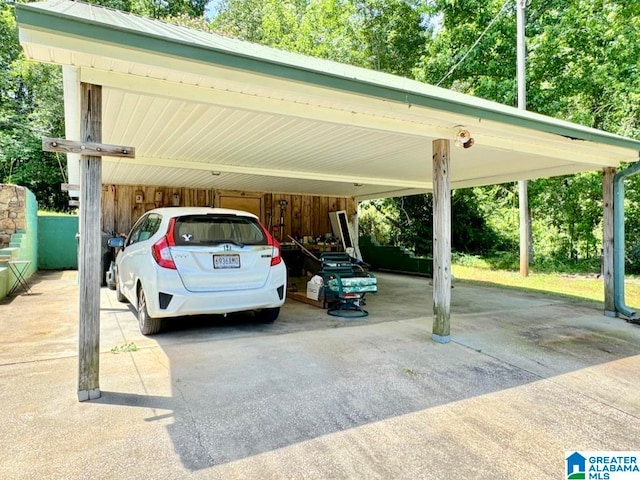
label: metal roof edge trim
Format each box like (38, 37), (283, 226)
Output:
(16, 1), (640, 153)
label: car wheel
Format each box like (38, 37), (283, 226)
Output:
(101, 252), (110, 287)
(106, 261), (116, 291)
(257, 307), (279, 323)
(137, 287), (161, 335)
(115, 275), (128, 303)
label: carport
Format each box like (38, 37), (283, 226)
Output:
(16, 0), (640, 401)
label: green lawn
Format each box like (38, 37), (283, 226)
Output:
(451, 263), (640, 310)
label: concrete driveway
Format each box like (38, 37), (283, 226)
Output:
(1, 271), (639, 479)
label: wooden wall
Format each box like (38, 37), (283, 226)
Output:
(266, 193), (355, 242)
(101, 184), (356, 240)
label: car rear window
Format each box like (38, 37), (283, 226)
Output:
(172, 214), (268, 246)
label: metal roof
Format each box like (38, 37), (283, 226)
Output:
(16, 0), (640, 200)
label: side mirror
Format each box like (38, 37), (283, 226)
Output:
(108, 236), (125, 249)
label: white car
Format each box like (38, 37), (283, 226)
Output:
(108, 207), (287, 335)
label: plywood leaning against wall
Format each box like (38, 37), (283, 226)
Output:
(101, 185), (356, 240)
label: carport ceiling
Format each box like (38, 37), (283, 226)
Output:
(16, 0), (640, 200)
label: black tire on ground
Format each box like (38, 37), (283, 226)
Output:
(106, 261), (117, 290)
(115, 274), (128, 303)
(257, 307), (280, 323)
(137, 287), (161, 335)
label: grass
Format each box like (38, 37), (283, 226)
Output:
(451, 255), (640, 309)
(110, 342), (138, 354)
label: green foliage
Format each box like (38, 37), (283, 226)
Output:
(526, 0), (640, 136)
(212, 0), (426, 72)
(86, 0), (207, 18)
(360, 190), (513, 257)
(358, 201), (394, 245)
(529, 173), (603, 261)
(414, 0), (517, 103)
(0, 3), (68, 211)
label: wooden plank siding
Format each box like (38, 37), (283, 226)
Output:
(101, 185), (356, 240)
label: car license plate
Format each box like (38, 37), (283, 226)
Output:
(213, 254), (240, 269)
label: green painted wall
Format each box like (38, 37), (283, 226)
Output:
(0, 267), (8, 298)
(359, 236), (433, 277)
(38, 214), (78, 270)
(21, 189), (39, 277)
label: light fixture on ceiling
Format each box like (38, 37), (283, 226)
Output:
(211, 171), (221, 176)
(454, 128), (475, 149)
(353, 183), (363, 187)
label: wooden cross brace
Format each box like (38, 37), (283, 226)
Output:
(42, 138), (135, 158)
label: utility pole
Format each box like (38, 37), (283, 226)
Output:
(517, 0), (531, 277)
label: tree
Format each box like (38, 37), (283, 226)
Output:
(414, 0), (517, 103)
(1, 2), (68, 211)
(212, 0), (427, 72)
(362, 190), (512, 257)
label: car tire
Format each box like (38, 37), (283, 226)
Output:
(106, 261), (117, 291)
(138, 287), (161, 335)
(115, 275), (128, 303)
(257, 307), (279, 323)
(101, 252), (110, 287)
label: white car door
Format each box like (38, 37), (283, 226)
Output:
(117, 213), (160, 301)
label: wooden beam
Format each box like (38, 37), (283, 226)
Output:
(432, 139), (451, 343)
(68, 200), (80, 207)
(77, 83), (102, 402)
(43, 138), (135, 158)
(603, 167), (615, 316)
(61, 183), (80, 191)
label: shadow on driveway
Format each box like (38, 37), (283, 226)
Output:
(97, 273), (640, 471)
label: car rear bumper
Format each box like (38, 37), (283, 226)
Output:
(145, 265), (287, 318)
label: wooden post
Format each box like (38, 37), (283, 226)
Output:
(603, 167), (615, 316)
(432, 139), (451, 343)
(43, 95), (134, 402)
(78, 83), (102, 401)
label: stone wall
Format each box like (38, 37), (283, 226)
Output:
(0, 185), (27, 249)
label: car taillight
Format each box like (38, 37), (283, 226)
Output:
(270, 239), (282, 266)
(152, 235), (176, 269)
(261, 224), (282, 266)
(166, 218), (176, 246)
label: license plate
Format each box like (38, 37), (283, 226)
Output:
(213, 254), (240, 269)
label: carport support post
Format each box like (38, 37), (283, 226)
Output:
(603, 167), (615, 315)
(78, 83), (102, 401)
(432, 139), (451, 343)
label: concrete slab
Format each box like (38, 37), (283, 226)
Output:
(1, 271), (639, 479)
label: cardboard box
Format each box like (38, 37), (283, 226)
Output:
(306, 282), (324, 301)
